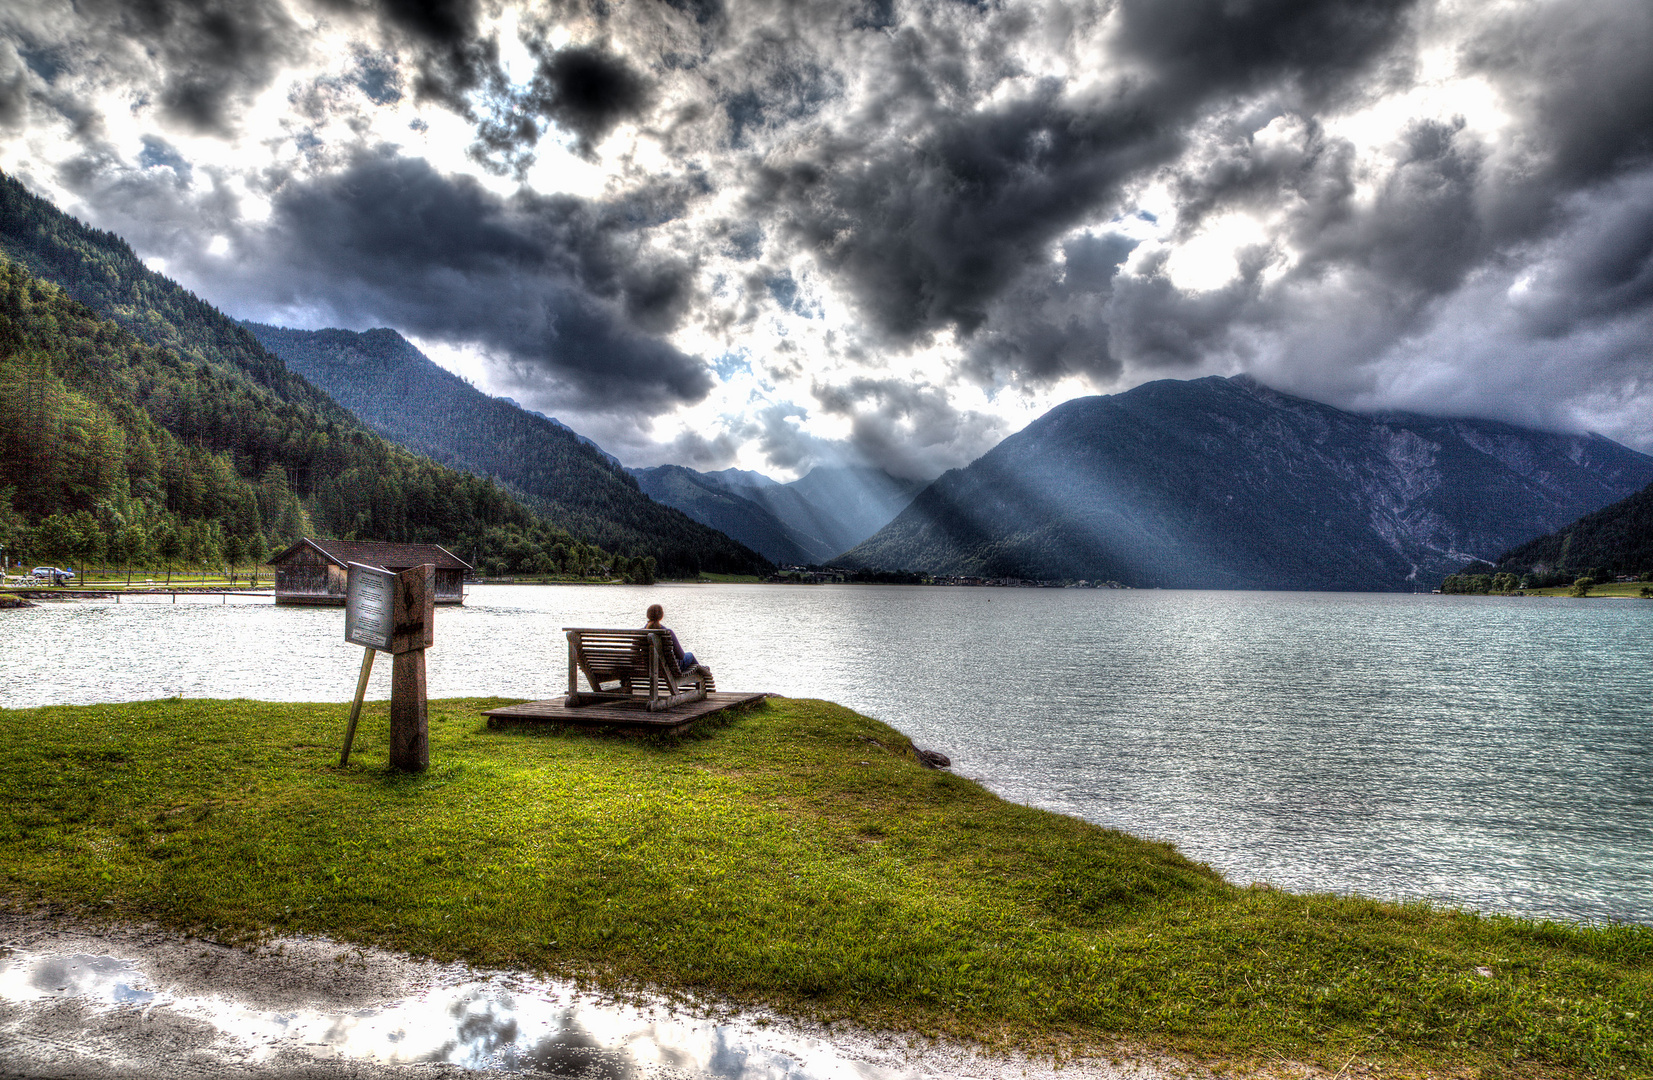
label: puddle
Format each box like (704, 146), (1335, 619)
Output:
(0, 952), (156, 1005)
(0, 948), (903, 1078)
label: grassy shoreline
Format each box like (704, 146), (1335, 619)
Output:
(0, 696), (1648, 1077)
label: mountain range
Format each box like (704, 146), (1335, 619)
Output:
(842, 375), (1653, 590)
(243, 323), (768, 576)
(628, 464), (926, 564)
(7, 170), (1646, 592)
(0, 171), (547, 567)
(246, 316), (925, 569)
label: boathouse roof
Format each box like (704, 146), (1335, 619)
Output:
(268, 538), (472, 572)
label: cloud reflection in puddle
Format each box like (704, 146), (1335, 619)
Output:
(0, 953), (156, 1005)
(0, 950), (902, 1078)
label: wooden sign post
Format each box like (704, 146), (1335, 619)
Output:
(338, 561), (434, 772)
(388, 563), (435, 772)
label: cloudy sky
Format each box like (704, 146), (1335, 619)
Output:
(2, 0), (1650, 477)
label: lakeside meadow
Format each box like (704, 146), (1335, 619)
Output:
(0, 694), (1650, 1078)
(7, 584), (1652, 926)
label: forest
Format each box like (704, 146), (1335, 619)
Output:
(0, 257), (629, 580)
(0, 170), (767, 579)
(1478, 480), (1653, 583)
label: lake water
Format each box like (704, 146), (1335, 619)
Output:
(3, 584), (1650, 926)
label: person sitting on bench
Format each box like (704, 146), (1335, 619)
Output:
(645, 603), (711, 681)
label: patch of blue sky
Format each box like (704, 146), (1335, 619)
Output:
(18, 44), (66, 83)
(712, 351), (752, 380)
(354, 50), (402, 105)
(138, 136), (191, 181)
(766, 272), (824, 319)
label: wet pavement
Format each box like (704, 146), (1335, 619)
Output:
(0, 912), (1171, 1080)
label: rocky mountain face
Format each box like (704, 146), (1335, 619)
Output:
(768, 467), (928, 554)
(841, 375), (1653, 590)
(630, 464), (927, 565)
(628, 465), (832, 565)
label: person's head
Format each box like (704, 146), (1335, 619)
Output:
(645, 603), (664, 625)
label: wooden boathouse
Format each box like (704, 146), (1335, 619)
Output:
(269, 539), (471, 606)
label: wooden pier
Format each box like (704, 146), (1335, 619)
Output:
(483, 691), (768, 732)
(5, 589), (273, 602)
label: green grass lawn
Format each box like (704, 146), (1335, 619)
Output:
(1517, 582), (1653, 598)
(0, 696), (1648, 1077)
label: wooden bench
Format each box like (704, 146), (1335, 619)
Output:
(563, 628), (712, 711)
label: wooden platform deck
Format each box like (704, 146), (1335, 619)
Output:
(483, 691), (768, 731)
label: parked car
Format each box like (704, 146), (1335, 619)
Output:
(30, 566), (75, 581)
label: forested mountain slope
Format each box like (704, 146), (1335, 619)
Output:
(0, 172), (333, 413)
(245, 323), (769, 576)
(0, 170), (763, 577)
(1485, 480), (1653, 580)
(0, 256), (538, 571)
(842, 375), (1653, 590)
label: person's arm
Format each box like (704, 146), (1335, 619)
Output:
(667, 629), (688, 670)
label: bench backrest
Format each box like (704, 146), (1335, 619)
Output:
(563, 627), (684, 694)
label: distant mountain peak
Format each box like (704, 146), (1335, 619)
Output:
(630, 461), (930, 565)
(841, 375), (1653, 590)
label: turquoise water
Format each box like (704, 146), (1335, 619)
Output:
(4, 584), (1649, 924)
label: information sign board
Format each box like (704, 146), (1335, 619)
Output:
(344, 561), (396, 651)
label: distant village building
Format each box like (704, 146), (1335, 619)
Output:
(269, 539), (471, 606)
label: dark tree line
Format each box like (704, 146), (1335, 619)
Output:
(1473, 480), (1653, 583)
(0, 260), (649, 578)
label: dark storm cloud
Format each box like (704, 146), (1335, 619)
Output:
(11, 0), (1653, 466)
(1106, 254), (1266, 368)
(1464, 1), (1653, 215)
(1149, 110), (1490, 366)
(326, 0), (499, 115)
(59, 142), (711, 412)
(811, 376), (1009, 480)
(752, 0), (1415, 358)
(473, 43), (650, 172)
(1125, 0), (1653, 420)
(1513, 175), (1653, 339)
(750, 86), (1174, 342)
(962, 230), (1137, 386)
(68, 0), (300, 134)
(536, 45), (650, 152)
(0, 42), (26, 130)
(252, 148), (710, 408)
(1111, 0), (1414, 109)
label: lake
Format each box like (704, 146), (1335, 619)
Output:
(4, 584), (1649, 926)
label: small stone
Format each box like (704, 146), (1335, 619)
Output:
(914, 748), (951, 769)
